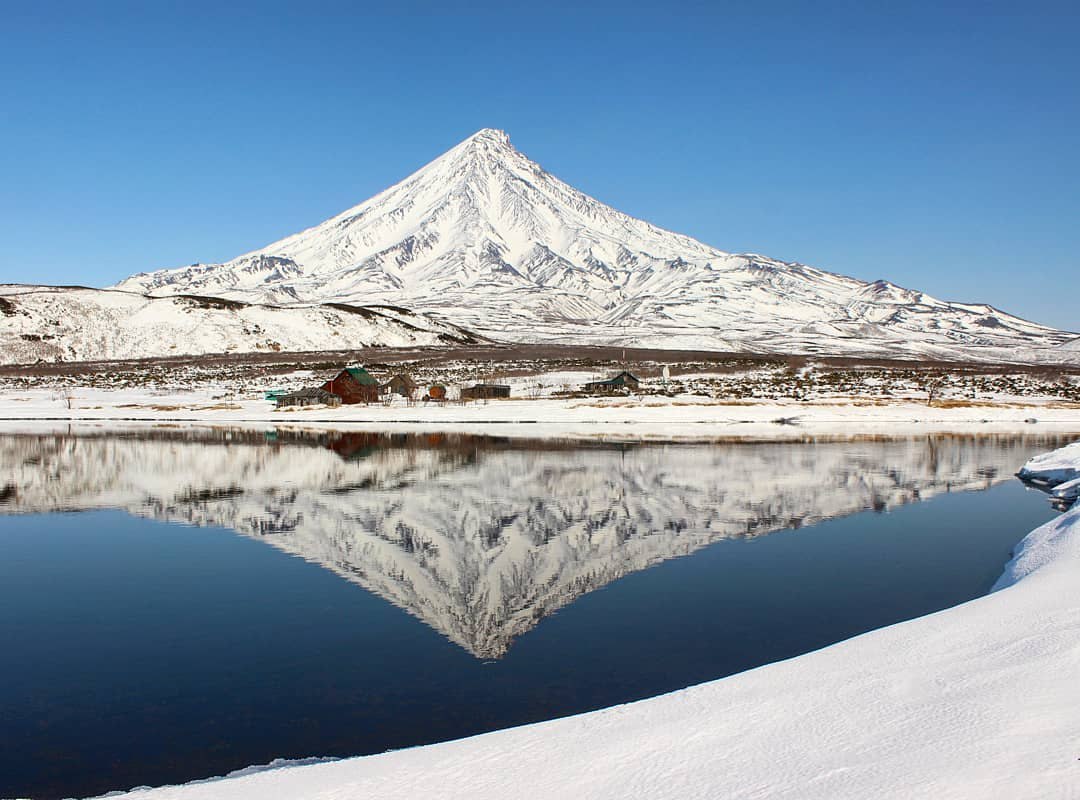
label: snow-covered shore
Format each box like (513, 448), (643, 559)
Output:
(95, 442), (1080, 800)
(2, 387), (1080, 442)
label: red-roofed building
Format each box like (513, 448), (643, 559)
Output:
(322, 367), (380, 404)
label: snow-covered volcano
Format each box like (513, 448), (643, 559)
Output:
(115, 129), (1077, 362)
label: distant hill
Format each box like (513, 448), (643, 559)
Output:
(0, 285), (479, 364)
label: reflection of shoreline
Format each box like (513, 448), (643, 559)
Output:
(0, 431), (1071, 659)
(0, 423), (1075, 451)
(4, 414), (1080, 449)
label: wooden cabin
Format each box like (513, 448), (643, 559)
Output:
(461, 383), (511, 400)
(583, 371), (641, 393)
(382, 374), (418, 398)
(275, 388), (342, 408)
(322, 367), (380, 404)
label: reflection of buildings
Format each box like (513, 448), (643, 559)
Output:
(0, 430), (1068, 659)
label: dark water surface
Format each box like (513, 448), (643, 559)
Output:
(0, 429), (1069, 799)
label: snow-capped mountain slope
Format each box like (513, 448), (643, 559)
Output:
(0, 429), (1063, 658)
(0, 285), (479, 364)
(115, 129), (1077, 363)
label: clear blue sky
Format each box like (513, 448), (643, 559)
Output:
(1, 0), (1077, 329)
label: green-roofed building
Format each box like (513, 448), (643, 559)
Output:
(583, 371), (641, 393)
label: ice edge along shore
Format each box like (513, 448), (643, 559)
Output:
(87, 440), (1080, 800)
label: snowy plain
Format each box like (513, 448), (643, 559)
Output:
(90, 439), (1080, 799)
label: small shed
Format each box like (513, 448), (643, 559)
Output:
(382, 374), (418, 398)
(322, 366), (380, 404)
(461, 383), (511, 400)
(276, 388), (342, 408)
(583, 371), (641, 393)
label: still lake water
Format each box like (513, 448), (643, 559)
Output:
(0, 429), (1070, 799)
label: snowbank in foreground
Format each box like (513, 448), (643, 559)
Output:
(103, 443), (1080, 800)
(1017, 440), (1080, 485)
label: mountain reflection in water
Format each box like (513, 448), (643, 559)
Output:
(0, 429), (1070, 659)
